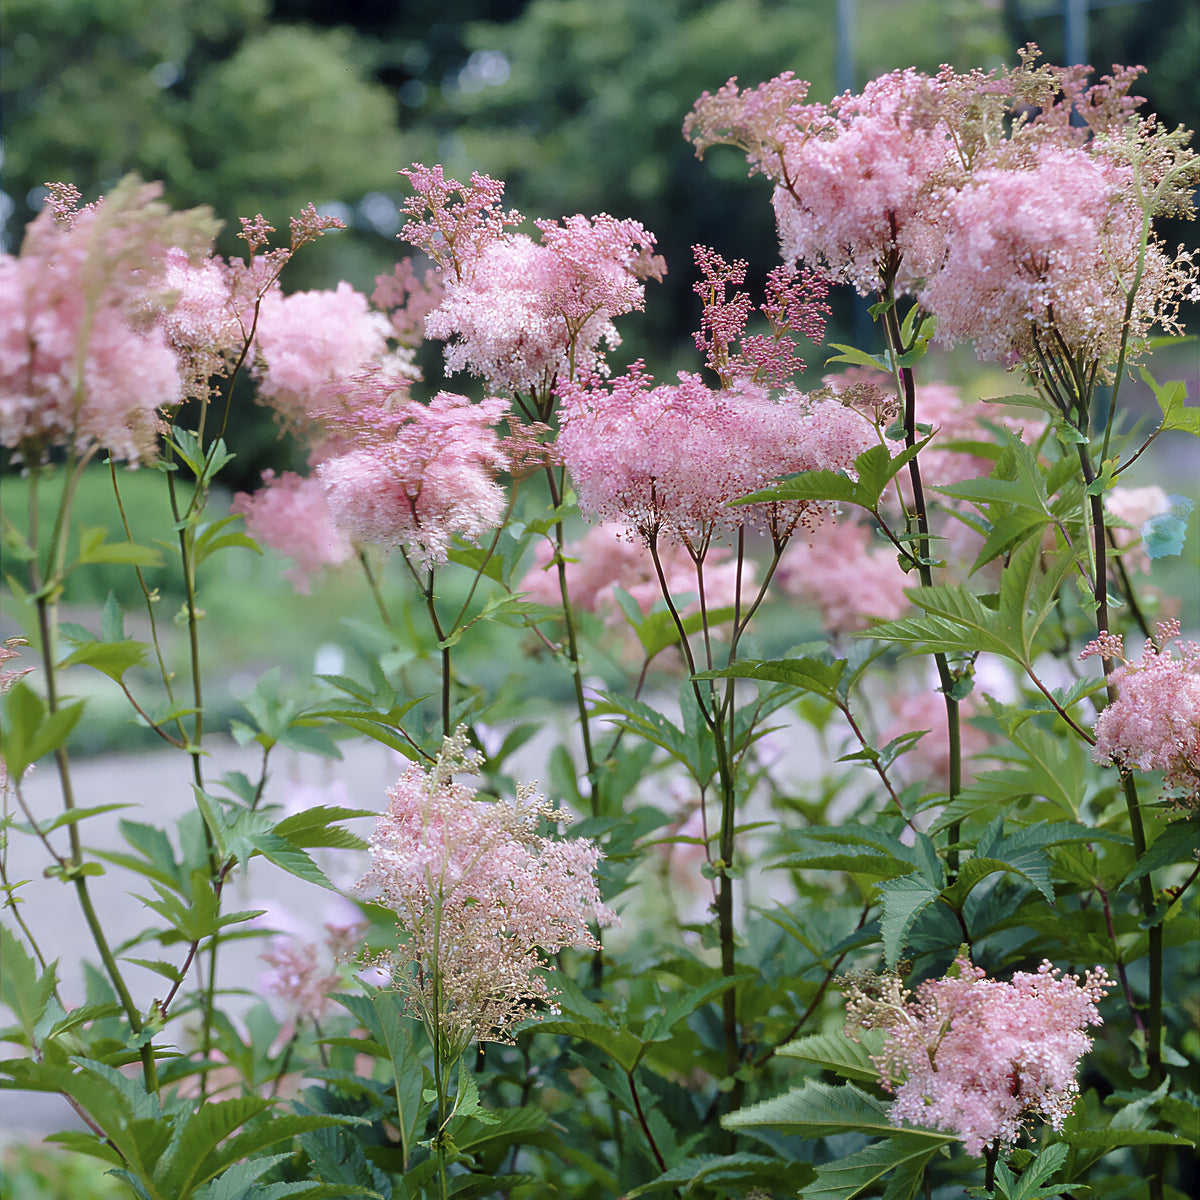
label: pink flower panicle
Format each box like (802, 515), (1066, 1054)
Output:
(1, 176), (219, 464)
(423, 209), (664, 398)
(1085, 620), (1200, 806)
(289, 203), (346, 250)
(845, 958), (1111, 1156)
(318, 393), (510, 565)
(372, 258), (446, 348)
(399, 164), (521, 280)
(232, 470), (353, 594)
(692, 247), (828, 388)
(356, 729), (616, 1051)
(687, 51), (1198, 366)
(238, 214), (275, 254)
(557, 364), (874, 548)
(251, 281), (394, 431)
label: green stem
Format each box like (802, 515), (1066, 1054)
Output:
(27, 463), (159, 1094)
(542, 463), (600, 817)
(879, 290), (961, 872)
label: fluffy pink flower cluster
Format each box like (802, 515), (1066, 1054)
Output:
(920, 145), (1173, 367)
(356, 730), (616, 1050)
(0, 178), (219, 463)
(775, 517), (909, 635)
(232, 471), (353, 593)
(845, 958), (1111, 1156)
(687, 54), (1198, 369)
(402, 166), (664, 398)
(557, 364), (874, 547)
(318, 393), (510, 566)
(517, 522), (753, 623)
(252, 280), (399, 430)
(1083, 620), (1200, 806)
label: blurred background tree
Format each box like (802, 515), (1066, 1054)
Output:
(2, 0), (1195, 480)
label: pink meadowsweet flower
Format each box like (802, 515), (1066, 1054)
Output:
(1, 178), (218, 464)
(318, 393), (510, 565)
(919, 144), (1183, 369)
(557, 364), (873, 548)
(356, 730), (616, 1051)
(372, 257), (446, 348)
(232, 470), (353, 594)
(259, 935), (342, 1038)
(879, 687), (991, 793)
(845, 957), (1111, 1156)
(399, 164), (521, 280)
(424, 213), (664, 398)
(775, 516), (909, 635)
(252, 281), (393, 430)
(770, 68), (962, 293)
(692, 245), (829, 388)
(160, 247), (243, 400)
(1084, 620), (1200, 807)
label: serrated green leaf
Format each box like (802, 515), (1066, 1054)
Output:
(800, 1135), (951, 1200)
(0, 680), (85, 780)
(373, 990), (428, 1171)
(724, 1079), (933, 1139)
(877, 873), (941, 965)
(777, 1028), (885, 1084)
(0, 925), (58, 1045)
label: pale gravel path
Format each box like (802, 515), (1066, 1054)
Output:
(1, 737), (401, 1148)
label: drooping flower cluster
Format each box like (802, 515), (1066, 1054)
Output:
(317, 393), (510, 566)
(845, 958), (1111, 1156)
(401, 166), (664, 399)
(356, 730), (616, 1051)
(1082, 620), (1200, 807)
(0, 178), (219, 463)
(557, 364), (874, 548)
(686, 51), (1198, 372)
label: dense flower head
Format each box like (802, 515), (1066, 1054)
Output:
(160, 248), (244, 400)
(252, 281), (394, 430)
(423, 210), (664, 398)
(356, 730), (616, 1051)
(557, 364), (874, 547)
(687, 51), (1199, 368)
(318, 393), (510, 565)
(1083, 620), (1200, 806)
(845, 957), (1111, 1156)
(919, 145), (1182, 368)
(232, 470), (353, 594)
(775, 516), (909, 635)
(771, 69), (966, 293)
(0, 177), (219, 463)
